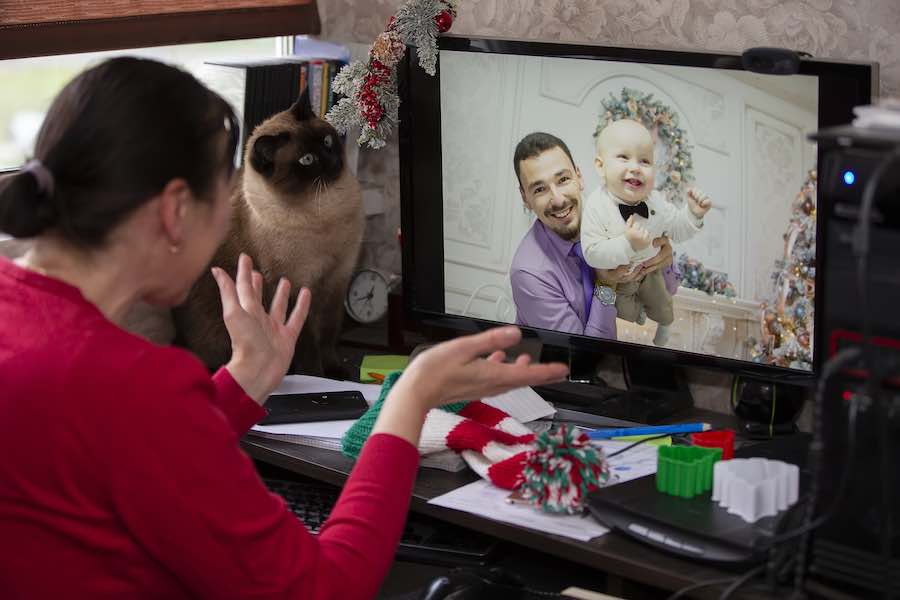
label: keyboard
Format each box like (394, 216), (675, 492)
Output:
(264, 477), (497, 566)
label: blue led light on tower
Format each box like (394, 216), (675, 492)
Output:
(843, 170), (856, 185)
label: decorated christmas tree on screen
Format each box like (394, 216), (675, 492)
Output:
(751, 170), (816, 370)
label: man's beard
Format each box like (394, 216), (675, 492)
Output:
(556, 223), (579, 241)
(544, 199), (579, 241)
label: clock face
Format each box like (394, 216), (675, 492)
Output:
(345, 269), (389, 324)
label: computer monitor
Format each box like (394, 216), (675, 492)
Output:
(398, 36), (875, 401)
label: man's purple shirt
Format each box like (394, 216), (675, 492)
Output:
(509, 221), (679, 338)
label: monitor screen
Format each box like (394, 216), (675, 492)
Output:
(399, 37), (875, 380)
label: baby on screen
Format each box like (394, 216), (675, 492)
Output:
(580, 119), (712, 346)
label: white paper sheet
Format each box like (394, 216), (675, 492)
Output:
(428, 480), (610, 542)
(251, 420), (356, 438)
(596, 439), (660, 486)
(427, 438), (661, 542)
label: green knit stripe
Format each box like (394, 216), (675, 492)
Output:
(440, 401), (468, 414)
(341, 370), (402, 459)
(340, 370), (471, 459)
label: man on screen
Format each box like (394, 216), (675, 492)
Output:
(510, 132), (676, 339)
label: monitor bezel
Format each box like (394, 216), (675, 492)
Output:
(399, 34), (876, 384)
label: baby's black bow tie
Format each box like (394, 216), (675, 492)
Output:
(618, 201), (650, 221)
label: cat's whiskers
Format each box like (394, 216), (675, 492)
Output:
(313, 176), (330, 219)
(319, 177), (330, 217)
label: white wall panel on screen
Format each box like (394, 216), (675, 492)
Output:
(441, 51), (523, 322)
(743, 108), (810, 304)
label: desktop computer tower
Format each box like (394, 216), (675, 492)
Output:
(808, 126), (900, 597)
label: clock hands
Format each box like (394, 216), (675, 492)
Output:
(351, 286), (377, 303)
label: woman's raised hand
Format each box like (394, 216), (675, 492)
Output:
(392, 326), (568, 410)
(212, 253), (311, 404)
(370, 326), (568, 446)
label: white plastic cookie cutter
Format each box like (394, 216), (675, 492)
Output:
(712, 458), (799, 523)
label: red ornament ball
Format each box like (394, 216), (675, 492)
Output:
(435, 10), (453, 33)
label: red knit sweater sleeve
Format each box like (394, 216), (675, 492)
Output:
(98, 348), (419, 599)
(210, 366), (266, 435)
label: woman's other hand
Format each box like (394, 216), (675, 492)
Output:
(372, 326), (568, 446)
(213, 253), (311, 404)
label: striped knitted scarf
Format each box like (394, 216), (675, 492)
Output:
(342, 371), (609, 514)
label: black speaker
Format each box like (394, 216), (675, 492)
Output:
(804, 125), (900, 597)
(812, 126), (900, 355)
(730, 376), (805, 438)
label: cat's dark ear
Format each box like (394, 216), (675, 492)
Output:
(290, 89), (315, 122)
(250, 134), (285, 177)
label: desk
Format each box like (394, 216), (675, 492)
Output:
(242, 408), (775, 599)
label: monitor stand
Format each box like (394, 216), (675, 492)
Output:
(533, 345), (694, 425)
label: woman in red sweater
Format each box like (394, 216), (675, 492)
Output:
(0, 58), (567, 599)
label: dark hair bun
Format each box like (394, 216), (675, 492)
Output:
(0, 171), (57, 238)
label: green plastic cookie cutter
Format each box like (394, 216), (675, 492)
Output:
(656, 445), (722, 498)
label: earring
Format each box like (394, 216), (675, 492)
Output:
(169, 244), (180, 254)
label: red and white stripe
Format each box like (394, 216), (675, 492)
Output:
(416, 400), (537, 489)
(449, 402), (535, 489)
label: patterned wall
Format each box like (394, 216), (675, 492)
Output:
(321, 1), (899, 94)
(321, 0), (898, 415)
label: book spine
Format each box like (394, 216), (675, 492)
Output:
(319, 61), (330, 117)
(309, 61), (323, 118)
(326, 60), (342, 112)
(299, 62), (308, 99)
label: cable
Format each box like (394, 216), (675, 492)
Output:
(769, 383), (777, 438)
(765, 347), (861, 594)
(764, 379), (859, 548)
(719, 565), (766, 600)
(868, 357), (900, 600)
(605, 433), (673, 458)
(665, 576), (736, 600)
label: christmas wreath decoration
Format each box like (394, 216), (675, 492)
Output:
(326, 0), (458, 149)
(596, 87), (694, 202)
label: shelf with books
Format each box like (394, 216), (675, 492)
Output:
(0, 0), (321, 60)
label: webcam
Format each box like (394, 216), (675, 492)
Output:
(741, 47), (806, 75)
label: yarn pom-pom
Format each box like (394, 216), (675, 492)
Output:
(518, 425), (609, 514)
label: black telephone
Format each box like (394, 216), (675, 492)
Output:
(258, 391), (369, 425)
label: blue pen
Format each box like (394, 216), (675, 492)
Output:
(586, 422), (711, 440)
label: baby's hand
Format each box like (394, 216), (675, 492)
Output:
(624, 215), (652, 252)
(687, 187), (712, 218)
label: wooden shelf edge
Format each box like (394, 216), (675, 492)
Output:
(0, 4), (321, 60)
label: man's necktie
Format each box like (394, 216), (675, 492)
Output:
(618, 201), (650, 221)
(572, 241), (595, 322)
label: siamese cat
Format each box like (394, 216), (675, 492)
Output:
(174, 91), (364, 377)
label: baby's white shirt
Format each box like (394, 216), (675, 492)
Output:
(581, 186), (703, 270)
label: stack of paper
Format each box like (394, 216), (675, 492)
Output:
(427, 438), (660, 542)
(246, 376), (557, 472)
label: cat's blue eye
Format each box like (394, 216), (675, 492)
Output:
(324, 135), (333, 148)
(299, 153), (315, 166)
